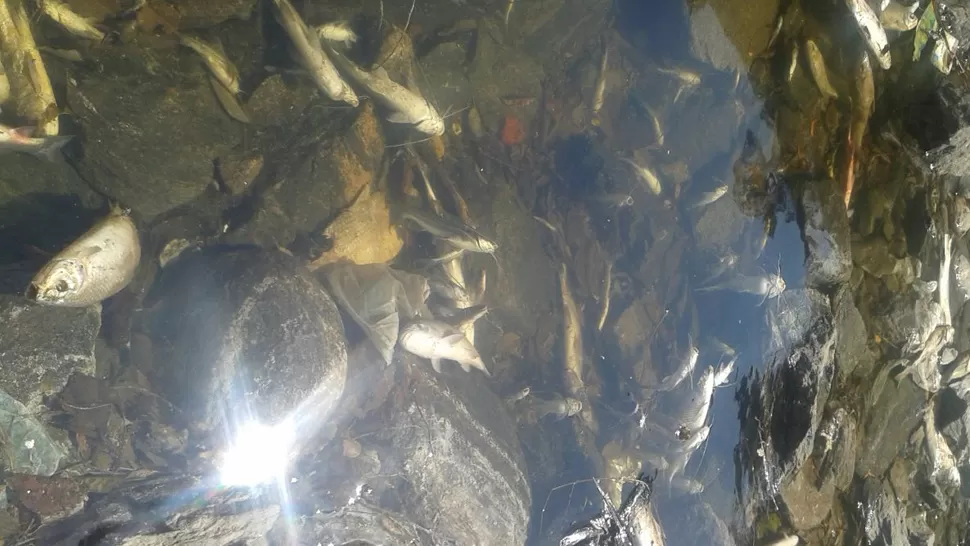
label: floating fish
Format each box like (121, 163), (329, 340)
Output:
(804, 38), (838, 100)
(38, 0), (105, 42)
(533, 396), (583, 420)
(672, 366), (716, 434)
(687, 184), (728, 209)
(399, 319), (490, 375)
(659, 344), (699, 392)
(399, 207), (497, 253)
(713, 354), (736, 386)
(316, 21), (358, 46)
(27, 206), (140, 306)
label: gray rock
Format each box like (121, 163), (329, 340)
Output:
(0, 295), (100, 475)
(143, 246), (346, 445)
(373, 354), (530, 545)
(868, 286), (945, 349)
(833, 287), (876, 378)
(855, 477), (911, 545)
(858, 374), (926, 478)
(780, 462), (834, 531)
(689, 3), (746, 73)
(168, 0), (257, 28)
(66, 43), (242, 220)
(798, 179), (852, 290)
(813, 406), (858, 492)
(748, 289), (836, 493)
(930, 127), (970, 193)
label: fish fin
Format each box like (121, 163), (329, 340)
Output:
(37, 136), (73, 162)
(430, 358), (442, 373)
(478, 362), (491, 377)
(442, 333), (467, 345)
(386, 111), (413, 124)
(460, 361), (471, 373)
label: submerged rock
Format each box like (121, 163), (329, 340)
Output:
(0, 295), (100, 476)
(797, 179), (852, 290)
(854, 477), (913, 545)
(142, 246), (347, 447)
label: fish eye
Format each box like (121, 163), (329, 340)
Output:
(55, 280), (69, 292)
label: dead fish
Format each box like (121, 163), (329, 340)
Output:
(688, 184), (728, 209)
(0, 0), (59, 136)
(669, 476), (704, 495)
(399, 319), (490, 375)
(534, 396), (583, 420)
(560, 263), (597, 434)
(943, 351), (970, 384)
(0, 124), (72, 161)
(429, 270), (473, 302)
(659, 343), (699, 392)
(38, 46), (84, 62)
(38, 0), (106, 42)
(596, 261), (613, 332)
(503, 0), (514, 28)
(708, 337), (736, 357)
(845, 0), (891, 69)
(594, 193), (635, 208)
(505, 386), (531, 404)
(317, 21), (358, 46)
(0, 59), (10, 106)
(178, 35), (241, 95)
(626, 487), (667, 546)
(700, 252), (739, 284)
(668, 425), (710, 479)
(399, 208), (497, 253)
(673, 366), (716, 433)
(849, 51), (875, 153)
(714, 354), (736, 386)
(804, 38), (838, 100)
(327, 47), (443, 135)
(880, 1), (918, 31)
(923, 405), (961, 489)
(657, 66), (701, 86)
(270, 0), (358, 106)
(621, 157), (662, 195)
(767, 537), (800, 546)
(645, 104), (665, 147)
(786, 41), (799, 83)
(27, 206), (140, 306)
(435, 304), (489, 331)
(896, 324), (951, 387)
(591, 44), (609, 118)
(696, 273), (786, 298)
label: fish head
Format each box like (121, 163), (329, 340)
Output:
(415, 113), (445, 136)
(475, 236), (497, 253)
(338, 85), (359, 107)
(770, 274), (787, 296)
(27, 258), (85, 305)
(564, 397), (583, 417)
(621, 195), (634, 207)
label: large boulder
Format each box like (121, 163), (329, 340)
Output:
(141, 246), (347, 448)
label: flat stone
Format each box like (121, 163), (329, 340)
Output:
(799, 179), (852, 291)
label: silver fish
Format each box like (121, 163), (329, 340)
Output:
(845, 0), (891, 69)
(786, 41), (799, 83)
(952, 252), (970, 302)
(944, 352), (970, 384)
(399, 319), (490, 375)
(27, 207), (140, 306)
(714, 354), (736, 386)
(0, 123), (71, 161)
(621, 157), (662, 195)
(38, 0), (105, 42)
(880, 1), (918, 31)
(327, 47), (443, 135)
(178, 35), (241, 95)
(668, 425), (710, 479)
(596, 261), (613, 332)
(700, 252), (739, 284)
(657, 66), (701, 86)
(659, 344), (699, 391)
(923, 405), (961, 490)
(696, 273), (786, 298)
(0, 58), (9, 106)
(673, 366), (716, 433)
(560, 263), (597, 435)
(688, 184), (729, 209)
(270, 0), (357, 106)
(0, 0), (59, 135)
(400, 208), (496, 253)
(804, 39), (838, 100)
(505, 386), (530, 404)
(591, 45), (608, 117)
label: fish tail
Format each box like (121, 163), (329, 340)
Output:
(37, 135), (73, 162)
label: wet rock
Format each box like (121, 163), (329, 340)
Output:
(854, 477), (911, 546)
(215, 151), (262, 196)
(797, 179), (852, 290)
(293, 501), (426, 544)
(867, 286), (945, 349)
(833, 287), (876, 378)
(142, 246), (346, 445)
(752, 288), (836, 486)
(665, 94), (745, 179)
(246, 74), (316, 128)
(7, 474), (86, 522)
(372, 355), (530, 544)
(693, 196), (747, 252)
(780, 462), (834, 531)
(689, 3), (746, 73)
(230, 103), (396, 262)
(858, 374), (926, 478)
(67, 43), (241, 220)
(0, 296), (100, 475)
(169, 0), (257, 28)
(813, 406), (858, 492)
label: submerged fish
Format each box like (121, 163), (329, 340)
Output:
(804, 38), (838, 100)
(673, 366), (716, 434)
(270, 0), (357, 106)
(714, 354), (736, 386)
(178, 35), (241, 95)
(317, 21), (358, 46)
(880, 1), (918, 31)
(327, 47), (444, 135)
(39, 0), (106, 42)
(0, 58), (9, 106)
(399, 319), (490, 375)
(399, 208), (496, 253)
(0, 0), (59, 136)
(845, 0), (891, 69)
(27, 207), (140, 306)
(688, 184), (728, 209)
(591, 44), (609, 118)
(0, 124), (72, 161)
(696, 273), (786, 298)
(659, 344), (699, 392)
(533, 396), (582, 420)
(621, 157), (662, 195)
(923, 405), (961, 489)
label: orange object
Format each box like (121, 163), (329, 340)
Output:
(501, 114), (525, 145)
(843, 131), (856, 210)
